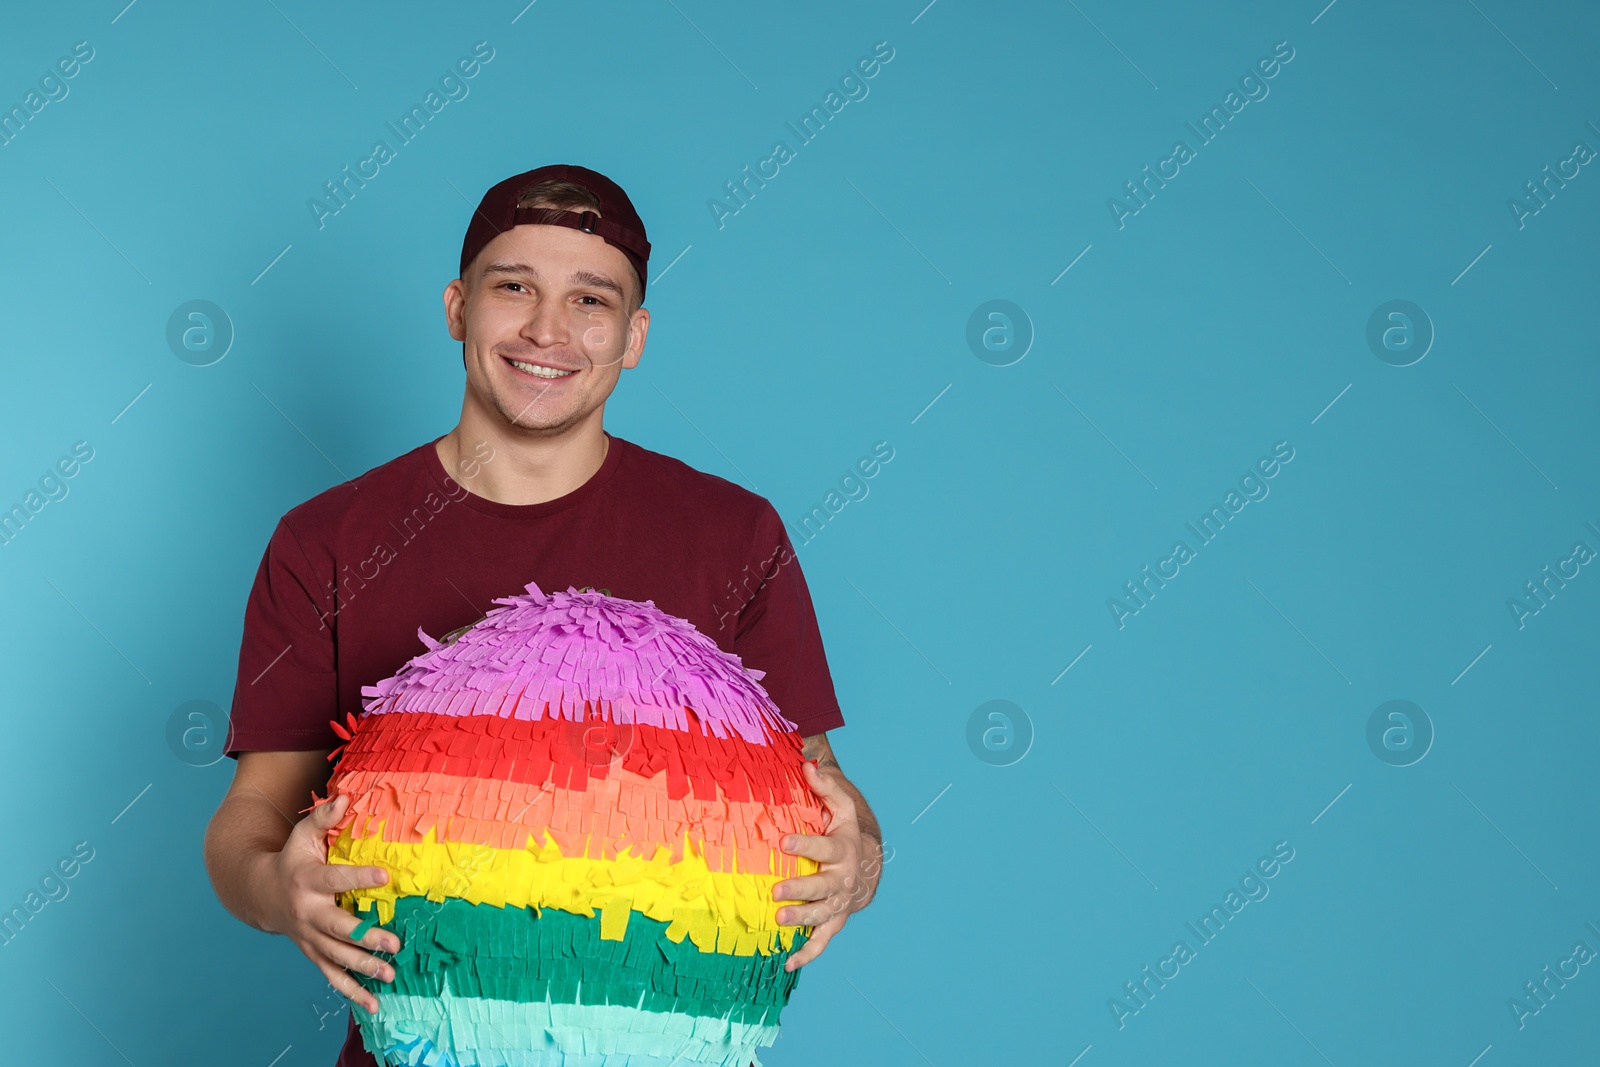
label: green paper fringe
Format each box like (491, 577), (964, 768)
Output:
(352, 896), (806, 1027)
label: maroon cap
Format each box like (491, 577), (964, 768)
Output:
(458, 163), (652, 301)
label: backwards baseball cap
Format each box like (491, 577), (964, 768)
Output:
(458, 163), (652, 302)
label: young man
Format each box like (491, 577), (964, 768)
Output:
(203, 164), (883, 1066)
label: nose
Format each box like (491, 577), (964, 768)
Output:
(519, 293), (570, 349)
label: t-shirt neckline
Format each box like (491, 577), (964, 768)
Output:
(423, 430), (626, 519)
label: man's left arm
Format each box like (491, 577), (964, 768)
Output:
(772, 731), (884, 971)
(725, 503), (879, 970)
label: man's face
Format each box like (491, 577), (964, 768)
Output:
(444, 222), (648, 436)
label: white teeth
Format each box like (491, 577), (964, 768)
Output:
(509, 359), (575, 379)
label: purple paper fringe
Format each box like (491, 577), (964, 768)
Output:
(358, 581), (798, 745)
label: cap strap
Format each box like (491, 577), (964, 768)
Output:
(509, 206), (651, 259)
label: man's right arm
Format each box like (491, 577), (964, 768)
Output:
(203, 749), (331, 931)
(203, 749), (400, 1013)
(209, 515), (403, 1012)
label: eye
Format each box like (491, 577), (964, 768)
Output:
(498, 281), (528, 293)
(579, 295), (606, 306)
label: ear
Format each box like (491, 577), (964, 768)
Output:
(621, 306), (650, 370)
(444, 278), (468, 342)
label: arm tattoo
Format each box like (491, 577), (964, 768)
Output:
(801, 734), (841, 771)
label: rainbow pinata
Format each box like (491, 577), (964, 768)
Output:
(318, 580), (829, 1067)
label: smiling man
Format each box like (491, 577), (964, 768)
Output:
(202, 163), (882, 1067)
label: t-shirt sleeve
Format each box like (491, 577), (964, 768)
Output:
(731, 502), (846, 737)
(222, 516), (342, 758)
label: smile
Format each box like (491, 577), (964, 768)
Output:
(505, 357), (577, 380)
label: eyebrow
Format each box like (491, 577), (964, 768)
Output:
(482, 261), (625, 299)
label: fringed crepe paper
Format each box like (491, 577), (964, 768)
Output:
(316, 581), (828, 1067)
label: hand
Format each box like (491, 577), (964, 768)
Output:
(772, 760), (883, 971)
(252, 791), (401, 1014)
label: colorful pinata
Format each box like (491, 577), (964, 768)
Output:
(317, 580), (829, 1067)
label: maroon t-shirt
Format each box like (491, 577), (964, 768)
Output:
(221, 430), (845, 1066)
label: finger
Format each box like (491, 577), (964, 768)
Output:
(303, 790), (348, 831)
(777, 890), (851, 928)
(334, 906), (403, 955)
(316, 960), (379, 1015)
(780, 831), (849, 865)
(311, 900), (400, 954)
(308, 947), (382, 1015)
(310, 930), (397, 989)
(283, 791), (343, 849)
(803, 762), (857, 823)
(286, 792), (349, 863)
(802, 759), (845, 796)
(774, 863), (860, 905)
(315, 861), (391, 898)
(772, 872), (833, 905)
(784, 913), (846, 972)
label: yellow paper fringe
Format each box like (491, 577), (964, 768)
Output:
(329, 825), (819, 956)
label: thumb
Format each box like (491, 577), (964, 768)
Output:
(804, 759), (848, 800)
(282, 791), (345, 865)
(301, 791), (348, 837)
(802, 761), (855, 826)
(315, 790), (347, 819)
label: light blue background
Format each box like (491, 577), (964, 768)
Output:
(1, 1), (1597, 1064)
